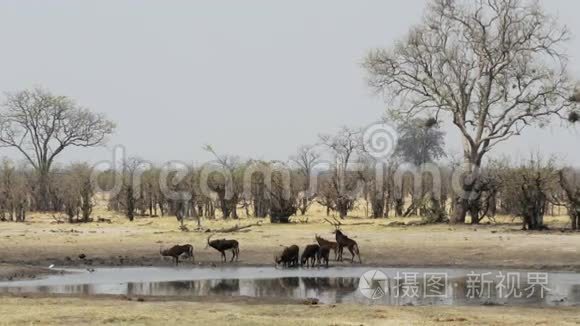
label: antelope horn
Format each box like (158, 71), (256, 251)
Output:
(323, 218), (335, 226)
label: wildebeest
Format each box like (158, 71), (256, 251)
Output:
(160, 244), (194, 265)
(207, 235), (239, 262)
(275, 245), (299, 268)
(301, 244), (320, 267)
(315, 234), (338, 261)
(333, 230), (362, 263)
(317, 246), (331, 267)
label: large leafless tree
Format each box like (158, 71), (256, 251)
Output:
(291, 145), (320, 215)
(365, 0), (577, 223)
(0, 88), (115, 210)
(319, 127), (363, 218)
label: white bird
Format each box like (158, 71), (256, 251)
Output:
(48, 264), (55, 269)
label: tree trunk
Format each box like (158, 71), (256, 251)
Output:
(394, 198), (404, 217)
(126, 186), (135, 222)
(571, 210), (578, 230)
(339, 207), (347, 219)
(37, 168), (51, 211)
(299, 198), (308, 215)
(450, 152), (481, 224)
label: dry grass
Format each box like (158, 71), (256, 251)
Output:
(1, 203), (579, 325)
(0, 296), (578, 326)
(0, 203), (579, 271)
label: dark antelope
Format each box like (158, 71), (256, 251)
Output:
(325, 218), (362, 263)
(333, 229), (362, 263)
(316, 246), (330, 267)
(315, 234), (338, 261)
(160, 244), (194, 265)
(301, 244), (320, 267)
(207, 235), (240, 262)
(275, 245), (299, 268)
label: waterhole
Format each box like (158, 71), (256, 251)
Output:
(0, 266), (578, 306)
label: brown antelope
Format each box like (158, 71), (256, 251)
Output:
(325, 218), (362, 263)
(315, 234), (338, 261)
(333, 229), (362, 263)
(160, 244), (194, 265)
(206, 235), (240, 262)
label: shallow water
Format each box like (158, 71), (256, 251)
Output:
(0, 266), (579, 306)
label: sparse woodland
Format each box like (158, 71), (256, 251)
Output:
(0, 0), (580, 232)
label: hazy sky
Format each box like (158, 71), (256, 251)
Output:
(0, 0), (578, 166)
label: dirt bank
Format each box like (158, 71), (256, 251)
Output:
(0, 293), (579, 325)
(1, 215), (579, 274)
(0, 264), (59, 282)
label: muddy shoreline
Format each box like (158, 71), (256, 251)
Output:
(2, 257), (580, 283)
(2, 218), (580, 282)
(0, 291), (303, 305)
(0, 264), (61, 282)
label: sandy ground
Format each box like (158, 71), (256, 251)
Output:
(0, 211), (579, 275)
(1, 209), (580, 325)
(0, 294), (579, 326)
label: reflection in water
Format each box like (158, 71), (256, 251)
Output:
(1, 267), (579, 307)
(0, 276), (361, 303)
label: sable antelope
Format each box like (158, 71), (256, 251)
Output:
(275, 245), (299, 268)
(160, 244), (194, 266)
(333, 229), (362, 263)
(315, 234), (338, 261)
(325, 217), (362, 263)
(301, 244), (320, 267)
(207, 235), (239, 262)
(317, 246), (331, 267)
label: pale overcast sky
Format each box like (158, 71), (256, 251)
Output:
(0, 0), (578, 166)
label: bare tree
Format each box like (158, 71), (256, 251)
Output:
(357, 154), (396, 218)
(203, 145), (243, 219)
(393, 119), (446, 217)
(0, 88), (115, 211)
(111, 157), (147, 222)
(319, 127), (363, 218)
(291, 145), (320, 215)
(395, 118), (446, 166)
(72, 163), (95, 223)
(496, 155), (559, 230)
(557, 168), (580, 230)
(268, 163), (298, 223)
(365, 0), (576, 224)
(0, 159), (29, 222)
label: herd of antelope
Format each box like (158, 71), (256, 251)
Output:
(274, 229), (362, 268)
(160, 222), (362, 268)
(160, 234), (240, 265)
